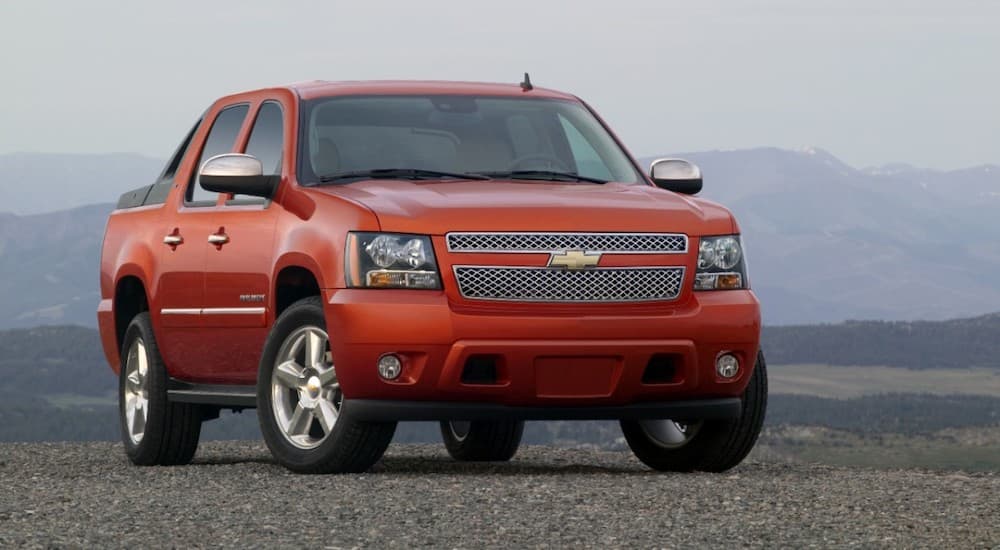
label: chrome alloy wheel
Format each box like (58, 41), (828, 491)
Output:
(639, 420), (704, 449)
(123, 338), (150, 445)
(448, 421), (472, 442)
(270, 326), (342, 450)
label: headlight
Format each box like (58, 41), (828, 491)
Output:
(346, 232), (442, 289)
(695, 235), (747, 290)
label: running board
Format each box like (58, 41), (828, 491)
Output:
(167, 379), (257, 408)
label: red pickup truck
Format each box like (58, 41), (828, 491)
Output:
(98, 79), (765, 474)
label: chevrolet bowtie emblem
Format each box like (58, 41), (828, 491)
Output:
(548, 250), (601, 269)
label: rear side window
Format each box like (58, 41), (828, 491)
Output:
(231, 102), (284, 205)
(144, 119), (202, 205)
(187, 104), (249, 205)
(161, 119), (201, 181)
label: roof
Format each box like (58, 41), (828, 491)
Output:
(285, 80), (579, 101)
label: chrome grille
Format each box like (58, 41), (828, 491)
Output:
(453, 266), (685, 302)
(446, 232), (687, 253)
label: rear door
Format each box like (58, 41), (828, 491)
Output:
(199, 101), (283, 383)
(155, 103), (250, 381)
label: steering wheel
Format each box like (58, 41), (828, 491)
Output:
(506, 154), (572, 172)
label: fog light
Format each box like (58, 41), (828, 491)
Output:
(716, 354), (739, 379)
(377, 354), (403, 380)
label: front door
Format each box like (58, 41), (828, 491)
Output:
(156, 103), (250, 382)
(200, 101), (284, 384)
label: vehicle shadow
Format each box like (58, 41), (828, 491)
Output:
(377, 456), (645, 476)
(190, 443), (648, 475)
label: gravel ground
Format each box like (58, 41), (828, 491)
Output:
(1, 441), (997, 548)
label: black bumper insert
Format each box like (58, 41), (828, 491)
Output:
(341, 398), (741, 422)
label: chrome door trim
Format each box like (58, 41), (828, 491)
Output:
(160, 308), (202, 315)
(202, 307), (265, 315)
(160, 307), (265, 316)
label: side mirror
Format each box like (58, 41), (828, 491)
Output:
(650, 158), (703, 195)
(199, 154), (276, 198)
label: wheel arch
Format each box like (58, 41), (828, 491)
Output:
(273, 261), (323, 319)
(113, 272), (151, 356)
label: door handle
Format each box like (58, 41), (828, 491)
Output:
(163, 233), (184, 246)
(208, 233), (229, 246)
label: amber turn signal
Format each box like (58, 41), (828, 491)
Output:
(715, 274), (743, 290)
(694, 272), (743, 290)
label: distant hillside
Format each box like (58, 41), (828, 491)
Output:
(0, 152), (162, 214)
(0, 203), (113, 328)
(0, 325), (111, 397)
(763, 393), (1000, 434)
(764, 313), (1000, 369)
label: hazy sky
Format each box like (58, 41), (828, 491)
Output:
(1, 1), (997, 169)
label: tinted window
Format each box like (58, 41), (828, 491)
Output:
(161, 119), (201, 181)
(188, 104), (249, 204)
(229, 102), (284, 204)
(245, 102), (284, 176)
(142, 119), (202, 206)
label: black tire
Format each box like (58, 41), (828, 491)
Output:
(439, 420), (524, 462)
(119, 312), (202, 466)
(257, 296), (396, 474)
(621, 350), (768, 473)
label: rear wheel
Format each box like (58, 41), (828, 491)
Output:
(621, 351), (768, 472)
(439, 420), (524, 462)
(119, 312), (202, 466)
(258, 296), (396, 473)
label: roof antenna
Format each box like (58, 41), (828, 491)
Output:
(520, 72), (533, 92)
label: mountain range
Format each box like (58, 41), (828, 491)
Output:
(1, 148), (998, 327)
(643, 148), (1000, 323)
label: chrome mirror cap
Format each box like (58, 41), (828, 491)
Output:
(650, 158), (703, 195)
(201, 153), (263, 178)
(199, 153), (275, 198)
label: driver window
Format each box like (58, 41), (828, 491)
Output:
(231, 102), (283, 205)
(187, 104), (249, 205)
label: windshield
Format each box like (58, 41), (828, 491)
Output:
(297, 95), (643, 184)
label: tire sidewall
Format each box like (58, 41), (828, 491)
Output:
(621, 351), (768, 472)
(621, 416), (736, 471)
(438, 420), (524, 462)
(257, 297), (358, 471)
(119, 312), (169, 464)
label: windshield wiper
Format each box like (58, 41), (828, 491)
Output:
(476, 170), (608, 184)
(312, 168), (491, 184)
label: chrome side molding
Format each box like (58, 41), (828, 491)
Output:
(161, 307), (265, 315)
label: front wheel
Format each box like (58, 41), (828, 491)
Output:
(257, 296), (396, 474)
(439, 420), (524, 461)
(621, 351), (768, 472)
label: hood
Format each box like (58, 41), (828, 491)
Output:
(312, 180), (736, 235)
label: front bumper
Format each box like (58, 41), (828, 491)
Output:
(324, 289), (761, 410)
